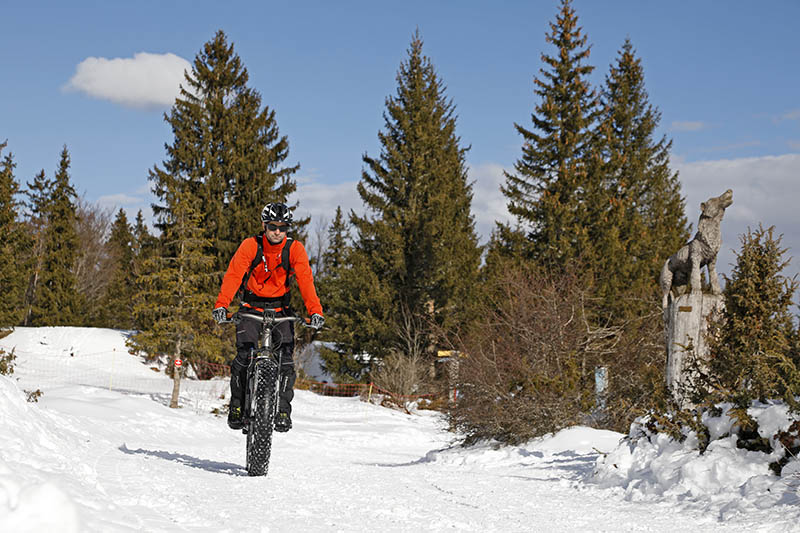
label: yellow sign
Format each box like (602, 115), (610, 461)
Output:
(437, 350), (466, 358)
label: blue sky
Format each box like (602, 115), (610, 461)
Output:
(2, 0), (799, 279)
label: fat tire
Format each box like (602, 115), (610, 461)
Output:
(246, 358), (279, 476)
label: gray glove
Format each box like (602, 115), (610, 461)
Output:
(212, 307), (228, 324)
(310, 313), (325, 330)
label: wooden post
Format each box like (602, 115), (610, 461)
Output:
(664, 292), (724, 408)
(170, 338), (183, 409)
(170, 358), (183, 408)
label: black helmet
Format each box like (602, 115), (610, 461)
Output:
(261, 202), (293, 225)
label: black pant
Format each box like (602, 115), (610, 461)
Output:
(230, 312), (296, 415)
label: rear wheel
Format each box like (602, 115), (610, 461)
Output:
(246, 358), (279, 476)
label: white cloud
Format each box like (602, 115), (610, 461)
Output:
(64, 52), (190, 110)
(96, 186), (155, 229)
(671, 121), (706, 132)
(468, 162), (513, 241)
(97, 193), (143, 208)
(294, 179), (363, 223)
(673, 153), (800, 281)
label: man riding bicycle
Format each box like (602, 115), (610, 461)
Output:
(212, 202), (324, 432)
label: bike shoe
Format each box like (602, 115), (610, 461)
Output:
(227, 405), (245, 430)
(274, 411), (292, 432)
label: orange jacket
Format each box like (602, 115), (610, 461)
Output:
(214, 234), (323, 317)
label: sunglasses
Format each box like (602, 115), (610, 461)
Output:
(266, 222), (289, 232)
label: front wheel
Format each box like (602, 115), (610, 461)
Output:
(246, 358), (279, 476)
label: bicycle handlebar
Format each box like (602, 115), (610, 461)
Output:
(220, 310), (316, 329)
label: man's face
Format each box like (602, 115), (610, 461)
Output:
(263, 221), (289, 244)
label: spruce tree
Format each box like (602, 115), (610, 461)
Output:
(336, 32), (481, 362)
(322, 206), (349, 274)
(131, 210), (157, 332)
(31, 146), (83, 326)
(591, 38), (689, 318)
(315, 207), (367, 381)
(500, 0), (598, 266)
(0, 142), (29, 326)
(130, 183), (223, 365)
(707, 225), (800, 406)
(314, 206), (350, 302)
(21, 169), (53, 325)
(133, 210), (157, 272)
(102, 209), (137, 329)
(151, 29), (300, 278)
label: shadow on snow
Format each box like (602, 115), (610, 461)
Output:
(364, 445), (597, 482)
(119, 443), (246, 476)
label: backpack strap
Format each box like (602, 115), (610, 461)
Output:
(279, 237), (295, 313)
(281, 237), (294, 288)
(239, 233), (264, 297)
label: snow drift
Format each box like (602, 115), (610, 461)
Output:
(593, 405), (800, 522)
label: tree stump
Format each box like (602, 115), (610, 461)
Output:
(664, 292), (723, 408)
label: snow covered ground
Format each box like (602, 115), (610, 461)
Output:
(1, 327), (799, 532)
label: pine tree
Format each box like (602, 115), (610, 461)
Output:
(30, 146), (83, 326)
(133, 210), (157, 271)
(321, 207), (350, 274)
(0, 142), (29, 326)
(315, 207), (366, 381)
(131, 210), (157, 332)
(151, 29), (300, 279)
(335, 32), (481, 363)
(590, 38), (689, 318)
(707, 225), (800, 406)
(21, 169), (53, 325)
(102, 209), (137, 329)
(130, 183), (223, 365)
(313, 205), (350, 306)
(500, 0), (598, 266)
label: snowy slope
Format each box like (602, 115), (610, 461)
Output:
(1, 327), (799, 532)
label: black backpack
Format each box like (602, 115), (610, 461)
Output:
(239, 233), (295, 310)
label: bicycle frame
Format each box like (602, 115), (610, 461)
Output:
(237, 310), (298, 423)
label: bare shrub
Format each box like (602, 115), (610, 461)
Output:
(600, 309), (670, 430)
(447, 263), (601, 444)
(371, 302), (433, 400)
(371, 349), (429, 399)
(74, 199), (114, 307)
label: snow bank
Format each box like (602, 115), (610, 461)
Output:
(592, 405), (800, 519)
(0, 327), (228, 413)
(0, 376), (81, 532)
